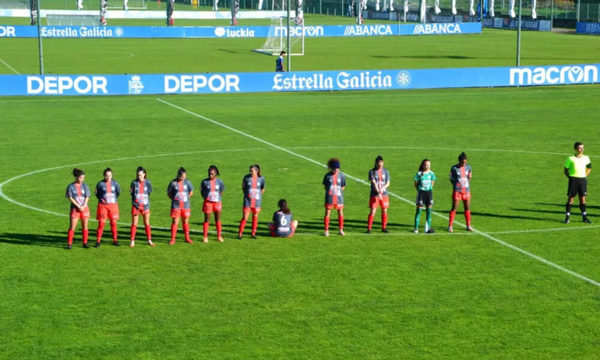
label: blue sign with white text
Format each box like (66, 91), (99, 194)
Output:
(0, 22), (481, 38)
(577, 22), (600, 35)
(0, 64), (597, 96)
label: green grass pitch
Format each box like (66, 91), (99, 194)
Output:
(1, 16), (600, 359)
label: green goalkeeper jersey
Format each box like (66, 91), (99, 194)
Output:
(415, 171), (436, 191)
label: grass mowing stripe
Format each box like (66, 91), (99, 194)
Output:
(156, 97), (600, 288)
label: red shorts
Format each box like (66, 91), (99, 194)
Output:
(243, 206), (261, 215)
(369, 195), (389, 209)
(97, 203), (119, 221)
(131, 206), (150, 216)
(170, 208), (191, 219)
(325, 203), (344, 210)
(203, 200), (222, 214)
(70, 207), (90, 220)
(452, 191), (471, 201)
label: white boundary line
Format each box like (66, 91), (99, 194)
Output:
(0, 58), (21, 75)
(155, 97), (600, 288)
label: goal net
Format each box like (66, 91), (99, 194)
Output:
(253, 16), (305, 56)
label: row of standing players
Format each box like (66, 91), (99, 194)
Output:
(64, 153), (473, 249)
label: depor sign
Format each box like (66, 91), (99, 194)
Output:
(164, 74), (240, 93)
(27, 76), (108, 95)
(0, 26), (16, 37)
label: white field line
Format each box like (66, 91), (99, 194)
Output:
(0, 148), (267, 230)
(0, 58), (21, 74)
(155, 97), (600, 288)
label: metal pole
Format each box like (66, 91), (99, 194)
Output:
(37, 0), (44, 75)
(286, 0), (291, 71)
(516, 0), (521, 66)
(576, 0), (580, 22)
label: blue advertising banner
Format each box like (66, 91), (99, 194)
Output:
(482, 17), (551, 31)
(0, 22), (481, 39)
(576, 22), (600, 35)
(0, 64), (597, 96)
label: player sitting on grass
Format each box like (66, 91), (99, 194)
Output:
(268, 199), (298, 238)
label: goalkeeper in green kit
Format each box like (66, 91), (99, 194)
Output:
(414, 159), (436, 234)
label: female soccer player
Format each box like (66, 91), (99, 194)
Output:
(448, 152), (473, 232)
(94, 167), (121, 247)
(323, 158), (346, 237)
(201, 165), (225, 243)
(65, 168), (91, 249)
(268, 199), (298, 238)
(238, 164), (265, 239)
(414, 159), (436, 234)
(367, 155), (390, 233)
(166, 167), (194, 245)
(130, 166), (154, 248)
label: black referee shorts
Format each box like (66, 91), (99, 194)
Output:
(567, 177), (587, 198)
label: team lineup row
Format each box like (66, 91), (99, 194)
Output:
(64, 153), (476, 249)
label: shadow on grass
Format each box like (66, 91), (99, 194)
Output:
(535, 202), (600, 211)
(371, 54), (476, 60)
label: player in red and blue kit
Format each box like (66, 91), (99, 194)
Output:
(323, 158), (346, 237)
(238, 164), (265, 239)
(201, 165), (225, 243)
(130, 166), (154, 247)
(448, 152), (473, 232)
(367, 155), (390, 233)
(94, 167), (121, 247)
(167, 167), (194, 245)
(65, 168), (91, 249)
(268, 199), (298, 238)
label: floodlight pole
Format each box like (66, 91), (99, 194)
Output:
(286, 0), (291, 71)
(515, 0), (522, 66)
(36, 0), (44, 75)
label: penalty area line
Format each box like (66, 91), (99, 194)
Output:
(0, 58), (21, 75)
(155, 97), (600, 288)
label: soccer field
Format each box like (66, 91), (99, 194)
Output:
(1, 19), (600, 359)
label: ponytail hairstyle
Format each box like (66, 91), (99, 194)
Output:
(72, 168), (85, 178)
(136, 166), (147, 180)
(250, 164), (262, 177)
(208, 165), (220, 177)
(458, 152), (468, 162)
(418, 159), (429, 173)
(373, 155), (384, 171)
(278, 198), (291, 214)
(327, 158), (340, 171)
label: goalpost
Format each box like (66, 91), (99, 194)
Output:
(253, 0), (305, 57)
(253, 16), (305, 56)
